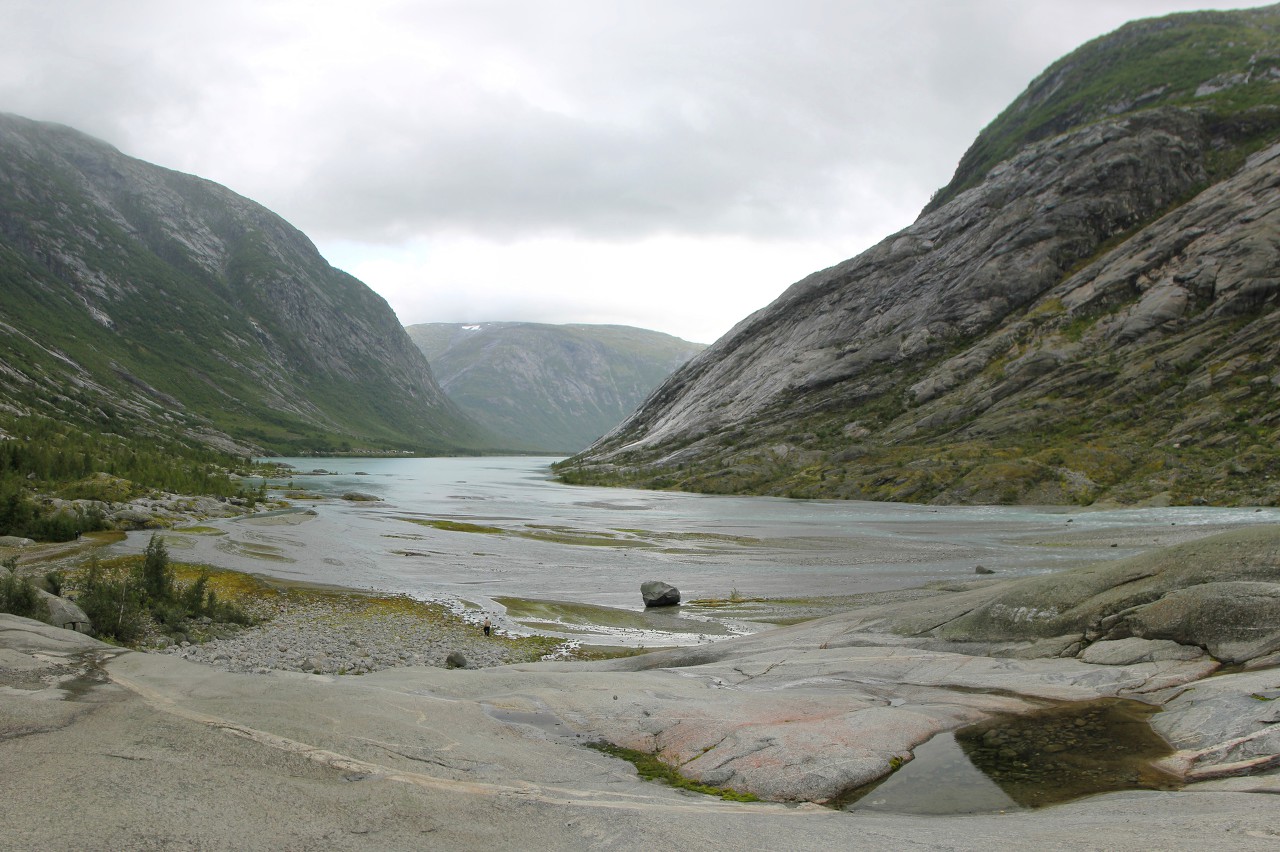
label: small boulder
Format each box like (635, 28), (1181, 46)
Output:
(445, 651), (468, 669)
(975, 566), (995, 575)
(641, 580), (681, 608)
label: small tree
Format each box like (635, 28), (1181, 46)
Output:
(137, 534), (174, 603)
(181, 570), (210, 617)
(78, 555), (146, 644)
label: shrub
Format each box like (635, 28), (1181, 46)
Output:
(0, 482), (109, 542)
(77, 556), (147, 644)
(0, 557), (52, 622)
(74, 543), (255, 644)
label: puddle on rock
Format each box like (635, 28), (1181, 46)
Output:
(841, 698), (1180, 815)
(482, 702), (584, 742)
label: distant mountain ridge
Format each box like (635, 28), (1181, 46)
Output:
(406, 322), (704, 453)
(560, 5), (1280, 506)
(0, 113), (483, 456)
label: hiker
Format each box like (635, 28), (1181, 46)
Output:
(483, 617), (491, 637)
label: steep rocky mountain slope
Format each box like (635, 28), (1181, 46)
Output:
(406, 322), (704, 452)
(560, 5), (1280, 506)
(0, 113), (482, 456)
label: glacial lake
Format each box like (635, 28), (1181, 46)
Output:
(110, 456), (1280, 645)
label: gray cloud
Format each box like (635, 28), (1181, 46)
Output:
(5, 0), (1263, 247)
(1, 0), (1272, 343)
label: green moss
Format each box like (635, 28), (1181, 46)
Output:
(588, 742), (760, 802)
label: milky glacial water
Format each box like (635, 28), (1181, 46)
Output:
(109, 456), (1280, 643)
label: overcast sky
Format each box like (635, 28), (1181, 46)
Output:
(1, 1), (1271, 343)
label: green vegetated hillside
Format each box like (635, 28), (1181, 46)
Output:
(560, 4), (1280, 507)
(0, 113), (486, 464)
(928, 4), (1280, 213)
(407, 322), (705, 452)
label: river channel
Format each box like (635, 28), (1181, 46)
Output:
(109, 455), (1280, 646)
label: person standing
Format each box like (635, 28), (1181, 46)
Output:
(483, 617), (492, 637)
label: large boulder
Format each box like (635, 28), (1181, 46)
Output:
(40, 592), (92, 635)
(641, 580), (681, 608)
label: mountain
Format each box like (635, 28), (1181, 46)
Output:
(559, 5), (1280, 507)
(0, 113), (483, 457)
(406, 322), (704, 452)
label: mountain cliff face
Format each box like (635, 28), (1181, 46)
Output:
(560, 6), (1280, 506)
(0, 114), (481, 455)
(406, 322), (704, 452)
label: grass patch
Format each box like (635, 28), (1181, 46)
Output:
(517, 525), (653, 548)
(406, 518), (660, 548)
(588, 742), (760, 802)
(688, 596), (769, 608)
(564, 645), (659, 661)
(162, 566), (565, 663)
(404, 518), (505, 535)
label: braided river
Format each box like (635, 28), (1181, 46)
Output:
(109, 455), (1280, 646)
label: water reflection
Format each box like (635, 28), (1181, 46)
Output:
(842, 699), (1179, 814)
(956, 699), (1179, 808)
(842, 733), (1019, 814)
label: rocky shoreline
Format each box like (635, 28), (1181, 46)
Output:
(158, 590), (564, 675)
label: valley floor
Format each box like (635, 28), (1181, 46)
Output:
(3, 523), (1279, 850)
(0, 616), (1276, 851)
